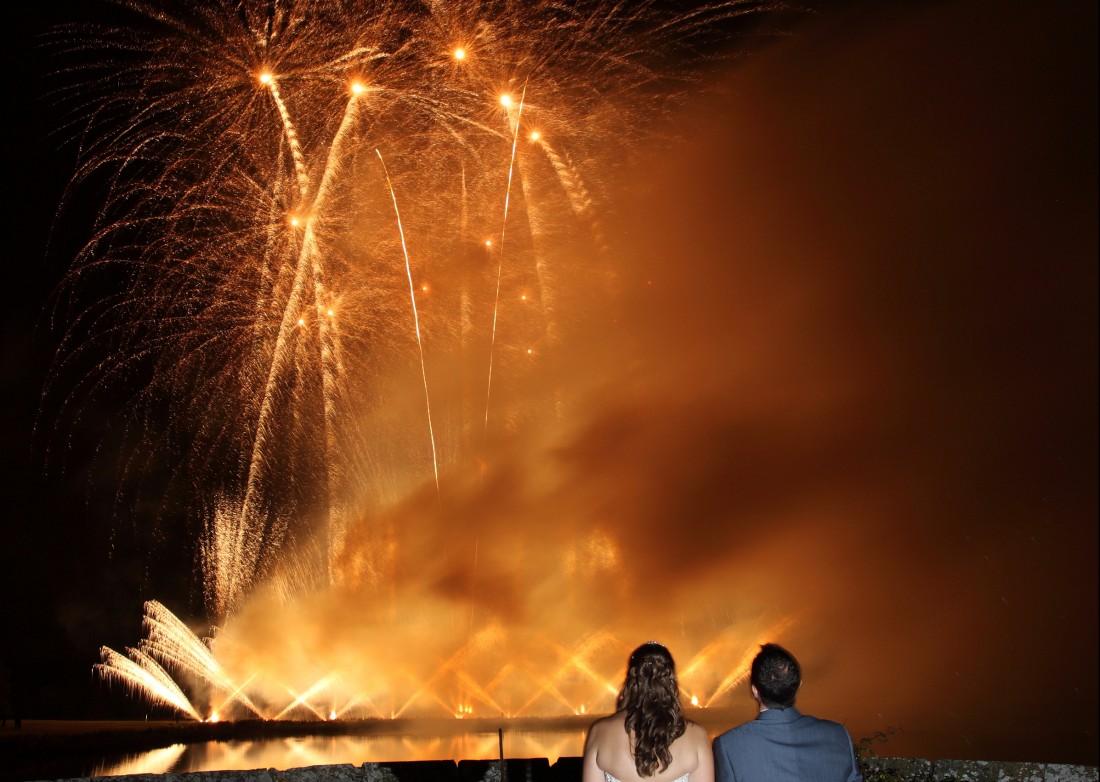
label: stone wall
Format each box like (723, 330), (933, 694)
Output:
(30, 757), (1099, 782)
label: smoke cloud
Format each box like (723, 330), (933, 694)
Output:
(216, 0), (1096, 764)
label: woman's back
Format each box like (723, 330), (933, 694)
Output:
(583, 711), (713, 782)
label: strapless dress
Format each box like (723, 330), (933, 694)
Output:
(605, 775), (688, 782)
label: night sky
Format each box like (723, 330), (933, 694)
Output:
(1, 0), (1096, 769)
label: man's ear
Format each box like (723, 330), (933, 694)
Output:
(750, 684), (760, 701)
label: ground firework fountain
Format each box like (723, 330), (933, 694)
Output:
(48, 0), (790, 721)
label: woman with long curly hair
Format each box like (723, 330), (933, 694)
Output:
(583, 642), (714, 782)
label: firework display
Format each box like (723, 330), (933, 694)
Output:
(49, 0), (782, 720)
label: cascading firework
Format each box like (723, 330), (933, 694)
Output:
(45, 0), (792, 718)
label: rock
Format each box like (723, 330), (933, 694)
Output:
(863, 756), (934, 781)
(1043, 766), (1100, 782)
(276, 765), (361, 782)
(179, 771), (274, 782)
(360, 764), (401, 782)
(932, 760), (1044, 782)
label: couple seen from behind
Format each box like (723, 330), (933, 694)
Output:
(583, 642), (863, 782)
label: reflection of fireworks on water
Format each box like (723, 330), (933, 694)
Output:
(47, 0), (794, 718)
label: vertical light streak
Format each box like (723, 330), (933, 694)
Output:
(229, 73), (326, 605)
(264, 76), (310, 200)
(376, 149), (441, 498)
(303, 89), (364, 575)
(234, 83), (362, 596)
(484, 84), (527, 435)
(516, 151), (557, 345)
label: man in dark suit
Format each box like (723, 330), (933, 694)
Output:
(713, 643), (863, 782)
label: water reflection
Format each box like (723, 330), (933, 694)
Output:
(93, 730), (586, 776)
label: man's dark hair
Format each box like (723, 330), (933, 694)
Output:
(750, 643), (801, 709)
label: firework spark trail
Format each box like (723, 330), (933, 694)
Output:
(202, 498), (263, 618)
(232, 77), (363, 594)
(376, 148), (440, 497)
(220, 72), (328, 602)
(141, 600), (264, 717)
(301, 88), (366, 570)
(232, 235), (310, 598)
(96, 646), (202, 721)
(254, 144), (292, 319)
(534, 137), (607, 251)
(483, 84), (527, 436)
(263, 75), (310, 198)
(516, 150), (557, 346)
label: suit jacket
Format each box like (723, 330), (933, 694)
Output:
(713, 707), (863, 782)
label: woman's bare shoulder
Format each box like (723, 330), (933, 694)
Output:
(589, 711), (626, 736)
(682, 720), (710, 746)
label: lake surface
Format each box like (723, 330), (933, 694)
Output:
(93, 729), (588, 775)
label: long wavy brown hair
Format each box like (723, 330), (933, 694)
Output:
(616, 642), (686, 777)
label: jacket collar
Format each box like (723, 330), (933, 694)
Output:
(756, 706), (802, 724)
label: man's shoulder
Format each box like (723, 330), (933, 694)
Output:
(714, 717), (761, 746)
(714, 711), (851, 744)
(796, 713), (851, 735)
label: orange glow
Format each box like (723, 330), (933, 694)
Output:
(258, 72), (272, 85)
(297, 318), (305, 326)
(499, 94), (512, 107)
(350, 81), (367, 94)
(453, 47), (466, 61)
(528, 131), (540, 141)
